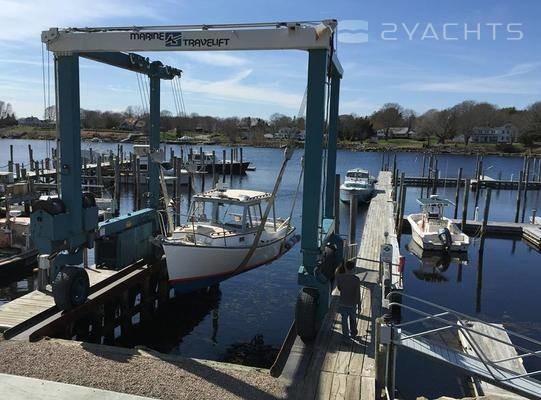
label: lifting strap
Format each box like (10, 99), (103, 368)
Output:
(233, 147), (294, 273)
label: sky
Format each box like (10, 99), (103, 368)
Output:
(0, 0), (540, 119)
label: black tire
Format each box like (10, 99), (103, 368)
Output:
(53, 266), (90, 310)
(295, 288), (318, 342)
(32, 198), (66, 215)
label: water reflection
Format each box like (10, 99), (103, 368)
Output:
(406, 239), (468, 283)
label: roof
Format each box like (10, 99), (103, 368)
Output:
(347, 168), (369, 174)
(193, 188), (271, 204)
(417, 196), (454, 207)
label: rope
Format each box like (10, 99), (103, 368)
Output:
(170, 79), (180, 117)
(279, 156), (304, 253)
(41, 44), (47, 119)
(232, 147), (294, 274)
(178, 78), (187, 116)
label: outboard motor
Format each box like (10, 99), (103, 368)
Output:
(438, 227), (452, 252)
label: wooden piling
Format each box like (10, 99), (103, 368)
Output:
(200, 147), (205, 193)
(521, 159), (531, 223)
(15, 163), (20, 180)
(454, 168), (463, 219)
(349, 195), (357, 244)
(461, 179), (470, 231)
(514, 170), (523, 223)
(27, 144), (34, 171)
(222, 149), (226, 183)
(481, 189), (492, 237)
(9, 145), (13, 171)
(397, 174), (407, 237)
(211, 150), (216, 187)
(230, 148), (234, 182)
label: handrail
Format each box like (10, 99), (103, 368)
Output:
(390, 291), (541, 349)
(387, 293), (541, 385)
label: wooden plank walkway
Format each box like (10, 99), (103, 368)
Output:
(0, 267), (116, 331)
(286, 171), (401, 400)
(357, 171), (402, 290)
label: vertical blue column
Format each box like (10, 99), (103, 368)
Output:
(301, 49), (328, 271)
(148, 72), (160, 209)
(324, 73), (341, 219)
(56, 54), (82, 232)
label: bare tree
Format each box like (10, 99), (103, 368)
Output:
(435, 108), (458, 144)
(415, 109), (439, 146)
(371, 103), (404, 139)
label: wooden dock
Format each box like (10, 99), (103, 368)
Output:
(282, 171), (402, 399)
(0, 267), (116, 331)
(403, 175), (541, 190)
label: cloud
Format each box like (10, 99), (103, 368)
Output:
(181, 69), (302, 109)
(182, 52), (248, 67)
(0, 0), (158, 42)
(398, 62), (541, 95)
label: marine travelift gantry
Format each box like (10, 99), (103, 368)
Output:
(37, 21), (343, 339)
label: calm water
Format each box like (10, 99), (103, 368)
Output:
(1, 139), (541, 398)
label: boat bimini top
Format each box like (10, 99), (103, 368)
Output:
(193, 188), (272, 205)
(416, 195), (455, 220)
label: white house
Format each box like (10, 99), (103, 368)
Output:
(376, 127), (414, 139)
(469, 123), (515, 143)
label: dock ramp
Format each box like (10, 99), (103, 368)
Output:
(384, 293), (541, 399)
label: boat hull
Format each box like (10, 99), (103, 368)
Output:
(163, 229), (298, 293)
(340, 188), (373, 204)
(407, 214), (470, 252)
(199, 161), (251, 175)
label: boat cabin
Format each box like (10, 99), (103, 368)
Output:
(346, 169), (370, 181)
(188, 152), (216, 164)
(188, 188), (276, 232)
(417, 196), (454, 220)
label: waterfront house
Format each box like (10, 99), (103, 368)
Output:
(376, 127), (415, 139)
(469, 123), (515, 143)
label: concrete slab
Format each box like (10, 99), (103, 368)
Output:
(0, 373), (156, 400)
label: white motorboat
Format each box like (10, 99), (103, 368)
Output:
(161, 188), (299, 293)
(133, 144), (189, 184)
(340, 169), (375, 204)
(407, 196), (470, 252)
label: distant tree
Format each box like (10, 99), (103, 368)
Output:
(219, 117), (240, 143)
(403, 108), (417, 132)
(415, 109), (439, 146)
(434, 108), (458, 144)
(371, 103), (404, 139)
(518, 102), (541, 151)
(44, 105), (56, 121)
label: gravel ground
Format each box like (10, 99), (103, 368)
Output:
(0, 339), (290, 400)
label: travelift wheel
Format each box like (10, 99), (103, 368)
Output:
(53, 266), (90, 310)
(295, 287), (319, 342)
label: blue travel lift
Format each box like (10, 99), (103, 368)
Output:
(31, 52), (181, 310)
(36, 22), (343, 341)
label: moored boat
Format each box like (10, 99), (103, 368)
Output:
(339, 168), (375, 204)
(407, 196), (470, 252)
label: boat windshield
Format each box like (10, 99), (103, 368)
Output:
(346, 171), (369, 179)
(345, 182), (367, 189)
(189, 199), (267, 230)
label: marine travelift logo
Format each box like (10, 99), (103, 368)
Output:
(165, 32), (182, 47)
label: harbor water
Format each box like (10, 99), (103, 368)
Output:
(1, 139), (541, 398)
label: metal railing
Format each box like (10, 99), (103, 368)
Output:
(386, 292), (541, 395)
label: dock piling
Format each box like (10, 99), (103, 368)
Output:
(461, 179), (470, 231)
(454, 167), (463, 219)
(481, 189), (492, 237)
(514, 170), (523, 223)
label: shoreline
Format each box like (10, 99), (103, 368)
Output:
(0, 129), (538, 157)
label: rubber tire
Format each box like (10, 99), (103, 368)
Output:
(33, 198), (66, 215)
(53, 266), (90, 311)
(296, 288), (318, 342)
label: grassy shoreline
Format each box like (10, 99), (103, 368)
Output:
(1, 126), (538, 157)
